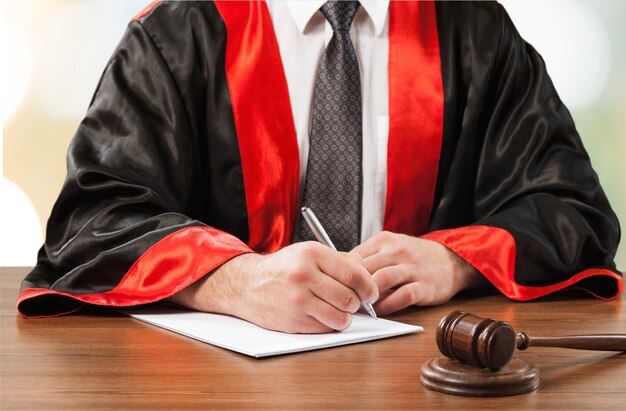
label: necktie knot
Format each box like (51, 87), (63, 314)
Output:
(321, 1), (360, 32)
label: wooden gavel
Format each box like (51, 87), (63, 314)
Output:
(436, 311), (626, 370)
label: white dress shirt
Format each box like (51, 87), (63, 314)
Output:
(266, 0), (390, 243)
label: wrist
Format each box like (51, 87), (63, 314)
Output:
(452, 253), (485, 291)
(167, 252), (261, 316)
(207, 252), (263, 316)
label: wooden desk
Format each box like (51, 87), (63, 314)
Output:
(2, 267), (625, 409)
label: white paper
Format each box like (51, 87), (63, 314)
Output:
(122, 306), (422, 358)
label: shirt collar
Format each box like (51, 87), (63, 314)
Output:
(286, 0), (390, 36)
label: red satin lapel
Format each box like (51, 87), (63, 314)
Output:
(216, 1), (441, 245)
(214, 1), (299, 253)
(385, 0), (443, 236)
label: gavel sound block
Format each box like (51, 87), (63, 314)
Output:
(420, 311), (626, 397)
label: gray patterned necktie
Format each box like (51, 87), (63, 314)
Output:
(299, 1), (362, 251)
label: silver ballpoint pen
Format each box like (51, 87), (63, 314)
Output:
(300, 206), (378, 319)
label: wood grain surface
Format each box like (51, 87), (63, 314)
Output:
(2, 267), (625, 410)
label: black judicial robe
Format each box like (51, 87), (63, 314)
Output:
(18, 1), (622, 317)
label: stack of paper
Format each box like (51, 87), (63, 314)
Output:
(123, 306), (423, 358)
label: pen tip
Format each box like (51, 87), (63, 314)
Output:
(301, 206), (308, 213)
(366, 305), (378, 319)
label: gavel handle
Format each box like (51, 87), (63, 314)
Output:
(516, 332), (626, 351)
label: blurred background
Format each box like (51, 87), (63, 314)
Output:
(2, 0), (625, 270)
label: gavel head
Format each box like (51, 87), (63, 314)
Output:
(436, 311), (517, 370)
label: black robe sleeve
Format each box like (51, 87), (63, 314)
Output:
(17, 14), (252, 317)
(423, 4), (621, 300)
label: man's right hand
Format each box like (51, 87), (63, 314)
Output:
(167, 242), (379, 334)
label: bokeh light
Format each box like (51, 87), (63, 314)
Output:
(1, 24), (33, 123)
(501, 0), (611, 111)
(0, 177), (43, 266)
(34, 0), (147, 118)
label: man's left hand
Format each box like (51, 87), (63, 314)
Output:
(351, 231), (486, 316)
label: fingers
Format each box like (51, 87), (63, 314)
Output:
(351, 232), (385, 259)
(362, 252), (398, 275)
(351, 231), (407, 275)
(309, 272), (362, 314)
(312, 246), (379, 305)
(304, 294), (354, 331)
(268, 282), (351, 333)
(374, 282), (424, 316)
(276, 312), (337, 334)
(371, 265), (412, 294)
(290, 314), (337, 334)
(281, 275), (354, 332)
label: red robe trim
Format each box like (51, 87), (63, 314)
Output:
(384, 0), (443, 236)
(17, 227), (252, 316)
(214, 0), (300, 253)
(133, 1), (162, 21)
(422, 226), (623, 300)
